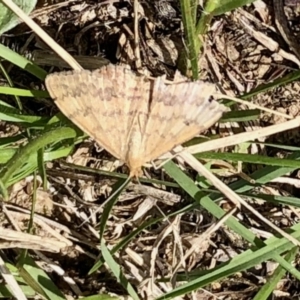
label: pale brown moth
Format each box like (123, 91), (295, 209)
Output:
(45, 64), (226, 177)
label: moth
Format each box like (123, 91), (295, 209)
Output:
(45, 64), (226, 177)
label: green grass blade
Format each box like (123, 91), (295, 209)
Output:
(0, 43), (47, 79)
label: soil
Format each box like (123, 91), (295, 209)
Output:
(2, 0), (300, 299)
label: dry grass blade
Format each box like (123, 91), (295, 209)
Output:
(0, 256), (27, 300)
(149, 214), (183, 295)
(179, 117), (300, 156)
(217, 94), (293, 119)
(178, 149), (300, 246)
(4, 0), (300, 298)
(133, 0), (142, 70)
(1, 0), (81, 70)
(172, 207), (238, 275)
(0, 228), (67, 252)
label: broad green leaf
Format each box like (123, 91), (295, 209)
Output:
(0, 0), (37, 35)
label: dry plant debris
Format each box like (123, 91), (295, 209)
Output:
(1, 0), (300, 299)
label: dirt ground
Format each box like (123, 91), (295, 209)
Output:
(2, 0), (300, 299)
